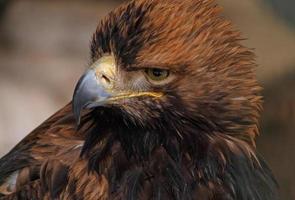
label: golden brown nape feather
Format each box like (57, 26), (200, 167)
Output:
(0, 0), (278, 199)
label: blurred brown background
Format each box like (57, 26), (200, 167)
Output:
(0, 0), (294, 199)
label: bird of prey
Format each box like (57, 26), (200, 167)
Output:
(0, 0), (278, 199)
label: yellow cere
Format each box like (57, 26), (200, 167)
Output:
(92, 55), (116, 82)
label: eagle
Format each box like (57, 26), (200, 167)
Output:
(0, 0), (278, 199)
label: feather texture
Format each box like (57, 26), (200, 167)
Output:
(0, 0), (278, 199)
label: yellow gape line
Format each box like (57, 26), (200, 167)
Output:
(108, 92), (163, 102)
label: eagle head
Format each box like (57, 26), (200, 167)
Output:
(73, 0), (261, 152)
(71, 1), (278, 199)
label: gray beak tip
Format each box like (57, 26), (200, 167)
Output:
(72, 69), (112, 126)
(72, 102), (81, 126)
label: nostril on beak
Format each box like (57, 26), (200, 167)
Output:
(102, 74), (111, 84)
(100, 74), (112, 87)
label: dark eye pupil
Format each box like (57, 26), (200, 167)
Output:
(152, 69), (164, 77)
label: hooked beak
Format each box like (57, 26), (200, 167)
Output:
(72, 55), (163, 125)
(73, 56), (115, 125)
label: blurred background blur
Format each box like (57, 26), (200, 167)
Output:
(0, 0), (294, 199)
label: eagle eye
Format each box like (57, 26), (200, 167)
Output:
(145, 68), (170, 82)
